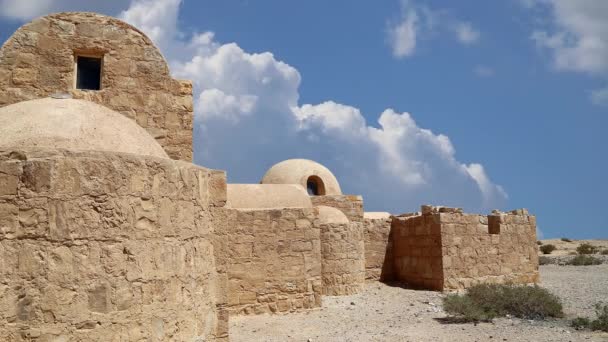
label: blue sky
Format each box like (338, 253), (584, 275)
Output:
(1, 0), (606, 239)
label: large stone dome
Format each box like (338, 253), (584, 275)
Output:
(0, 97), (168, 158)
(261, 159), (342, 196)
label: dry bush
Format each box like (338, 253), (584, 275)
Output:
(601, 249), (608, 255)
(577, 243), (599, 255)
(572, 303), (608, 332)
(561, 238), (573, 242)
(443, 284), (563, 323)
(567, 255), (602, 266)
(540, 244), (556, 255)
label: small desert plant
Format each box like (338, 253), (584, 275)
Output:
(577, 243), (599, 255)
(443, 284), (563, 323)
(561, 238), (573, 242)
(567, 255), (602, 266)
(601, 249), (608, 255)
(540, 244), (557, 255)
(571, 303), (608, 332)
(539, 256), (553, 265)
(537, 241), (543, 245)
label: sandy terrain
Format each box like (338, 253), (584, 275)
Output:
(230, 265), (608, 342)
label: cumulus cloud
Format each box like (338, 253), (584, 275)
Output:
(526, 0), (608, 105)
(0, 0), (126, 20)
(0, 0), (508, 213)
(386, 1), (481, 58)
(125, 0), (507, 213)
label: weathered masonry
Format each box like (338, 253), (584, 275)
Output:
(0, 12), (539, 341)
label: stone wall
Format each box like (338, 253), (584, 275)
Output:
(441, 209), (539, 289)
(319, 221), (365, 295)
(363, 215), (394, 282)
(391, 214), (444, 290)
(0, 149), (227, 341)
(213, 208), (322, 315)
(311, 195), (363, 222)
(390, 206), (539, 291)
(0, 12), (193, 161)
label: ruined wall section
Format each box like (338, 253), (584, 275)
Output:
(391, 214), (444, 290)
(213, 208), (322, 315)
(311, 195), (363, 223)
(0, 149), (227, 341)
(441, 209), (539, 289)
(363, 216), (394, 282)
(319, 221), (365, 295)
(0, 12), (193, 161)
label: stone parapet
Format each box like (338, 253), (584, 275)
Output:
(311, 195), (363, 222)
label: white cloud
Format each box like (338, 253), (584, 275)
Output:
(529, 0), (608, 74)
(590, 87), (608, 106)
(526, 0), (608, 106)
(0, 0), (508, 213)
(387, 7), (419, 58)
(127, 0), (509, 213)
(386, 1), (481, 58)
(474, 65), (495, 77)
(0, 0), (126, 21)
(454, 22), (480, 45)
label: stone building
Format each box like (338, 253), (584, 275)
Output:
(0, 12), (538, 341)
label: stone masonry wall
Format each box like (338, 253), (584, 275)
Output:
(0, 12), (193, 161)
(319, 221), (365, 295)
(390, 206), (539, 291)
(441, 209), (539, 289)
(0, 149), (227, 341)
(311, 195), (363, 222)
(391, 214), (444, 290)
(363, 216), (394, 282)
(213, 208), (322, 315)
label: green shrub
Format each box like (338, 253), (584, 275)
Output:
(571, 303), (608, 332)
(577, 243), (599, 255)
(561, 238), (573, 242)
(567, 255), (602, 266)
(540, 244), (556, 255)
(442, 284), (563, 323)
(601, 249), (608, 255)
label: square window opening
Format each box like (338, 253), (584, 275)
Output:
(76, 55), (103, 90)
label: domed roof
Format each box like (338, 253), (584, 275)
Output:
(0, 98), (168, 159)
(226, 184), (312, 209)
(261, 159), (342, 196)
(316, 206), (349, 225)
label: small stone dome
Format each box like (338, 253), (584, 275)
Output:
(316, 206), (349, 225)
(0, 98), (168, 159)
(261, 159), (342, 196)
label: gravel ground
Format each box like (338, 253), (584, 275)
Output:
(230, 265), (608, 342)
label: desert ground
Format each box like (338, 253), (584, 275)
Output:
(231, 240), (608, 342)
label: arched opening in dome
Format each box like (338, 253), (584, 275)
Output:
(306, 175), (326, 196)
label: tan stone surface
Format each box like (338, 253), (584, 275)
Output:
(0, 98), (168, 159)
(0, 12), (193, 161)
(213, 208), (323, 315)
(363, 215), (394, 281)
(0, 148), (227, 341)
(319, 219), (365, 296)
(315, 205), (349, 225)
(226, 184), (312, 209)
(261, 159), (342, 195)
(390, 206), (539, 291)
(310, 195), (363, 223)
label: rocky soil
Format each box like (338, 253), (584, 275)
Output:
(230, 265), (608, 342)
